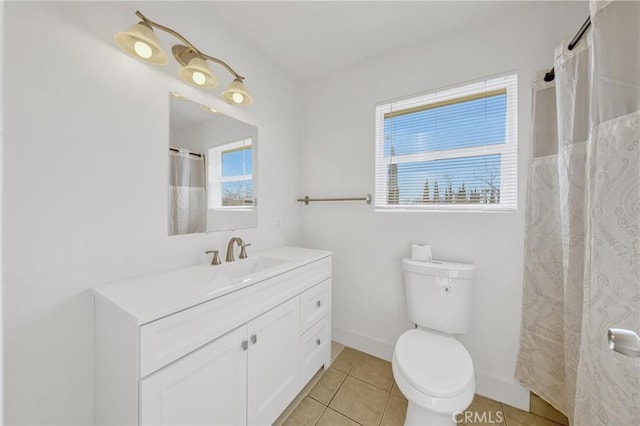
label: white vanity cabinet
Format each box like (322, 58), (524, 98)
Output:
(247, 297), (300, 424)
(139, 298), (299, 426)
(93, 247), (332, 426)
(139, 324), (248, 425)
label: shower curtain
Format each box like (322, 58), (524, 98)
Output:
(168, 149), (207, 235)
(516, 1), (639, 424)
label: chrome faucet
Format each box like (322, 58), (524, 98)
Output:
(226, 237), (251, 262)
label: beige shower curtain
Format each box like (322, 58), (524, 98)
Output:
(516, 1), (639, 424)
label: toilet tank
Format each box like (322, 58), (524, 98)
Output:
(402, 258), (476, 334)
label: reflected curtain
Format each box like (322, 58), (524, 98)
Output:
(516, 1), (640, 424)
(168, 149), (206, 235)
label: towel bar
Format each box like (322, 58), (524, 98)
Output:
(297, 194), (372, 205)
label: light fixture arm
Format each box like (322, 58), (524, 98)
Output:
(134, 10), (244, 80)
(198, 53), (244, 81)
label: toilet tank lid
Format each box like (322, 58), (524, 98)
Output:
(402, 258), (476, 279)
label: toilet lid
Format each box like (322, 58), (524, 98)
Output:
(394, 330), (474, 398)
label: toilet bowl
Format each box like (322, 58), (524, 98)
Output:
(392, 329), (474, 425)
(393, 258), (476, 425)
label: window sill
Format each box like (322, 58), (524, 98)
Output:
(374, 205), (517, 213)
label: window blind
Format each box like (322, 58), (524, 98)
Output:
(375, 73), (518, 211)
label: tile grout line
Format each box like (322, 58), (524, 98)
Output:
(315, 365), (365, 425)
(336, 409), (366, 425)
(377, 389), (392, 426)
(338, 375), (392, 426)
(311, 368), (348, 408)
(325, 389), (366, 426)
(328, 372), (365, 425)
(345, 350), (396, 425)
(329, 366), (385, 426)
(326, 371), (348, 407)
(346, 361), (395, 394)
(289, 347), (398, 426)
(500, 402), (509, 426)
(344, 374), (393, 394)
(312, 404), (328, 426)
(309, 370), (329, 426)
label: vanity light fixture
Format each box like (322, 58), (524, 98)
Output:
(114, 22), (168, 65)
(179, 57), (218, 89)
(222, 77), (253, 105)
(115, 10), (253, 105)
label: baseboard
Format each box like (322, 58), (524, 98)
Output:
(332, 326), (530, 412)
(475, 372), (530, 411)
(332, 326), (395, 361)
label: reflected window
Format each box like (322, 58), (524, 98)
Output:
(208, 138), (253, 209)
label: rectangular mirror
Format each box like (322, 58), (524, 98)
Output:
(169, 93), (258, 234)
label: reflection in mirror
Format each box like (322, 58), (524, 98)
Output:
(168, 147), (206, 234)
(169, 93), (258, 235)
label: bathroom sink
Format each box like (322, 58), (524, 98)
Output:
(195, 255), (289, 285)
(218, 256), (288, 281)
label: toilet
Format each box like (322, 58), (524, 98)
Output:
(392, 258), (476, 426)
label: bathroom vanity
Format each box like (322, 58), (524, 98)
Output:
(92, 247), (332, 425)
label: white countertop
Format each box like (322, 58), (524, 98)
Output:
(92, 246), (331, 325)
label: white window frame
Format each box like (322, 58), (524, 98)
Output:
(374, 73), (518, 212)
(207, 138), (253, 210)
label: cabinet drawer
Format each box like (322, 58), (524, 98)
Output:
(299, 313), (331, 386)
(299, 279), (331, 334)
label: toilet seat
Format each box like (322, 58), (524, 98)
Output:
(394, 329), (474, 398)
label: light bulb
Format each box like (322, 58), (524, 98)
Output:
(232, 92), (244, 104)
(192, 71), (206, 86)
(133, 41), (153, 59)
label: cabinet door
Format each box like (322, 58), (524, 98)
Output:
(140, 325), (248, 426)
(247, 297), (300, 425)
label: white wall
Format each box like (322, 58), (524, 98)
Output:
(300, 1), (588, 409)
(176, 114), (257, 154)
(2, 2), (303, 424)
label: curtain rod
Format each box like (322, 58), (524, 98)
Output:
(169, 147), (202, 158)
(544, 16), (591, 82)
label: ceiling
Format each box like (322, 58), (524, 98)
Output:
(199, 1), (529, 83)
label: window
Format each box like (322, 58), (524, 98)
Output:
(375, 73), (517, 211)
(207, 138), (253, 209)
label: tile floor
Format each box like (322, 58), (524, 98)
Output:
(280, 345), (569, 426)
